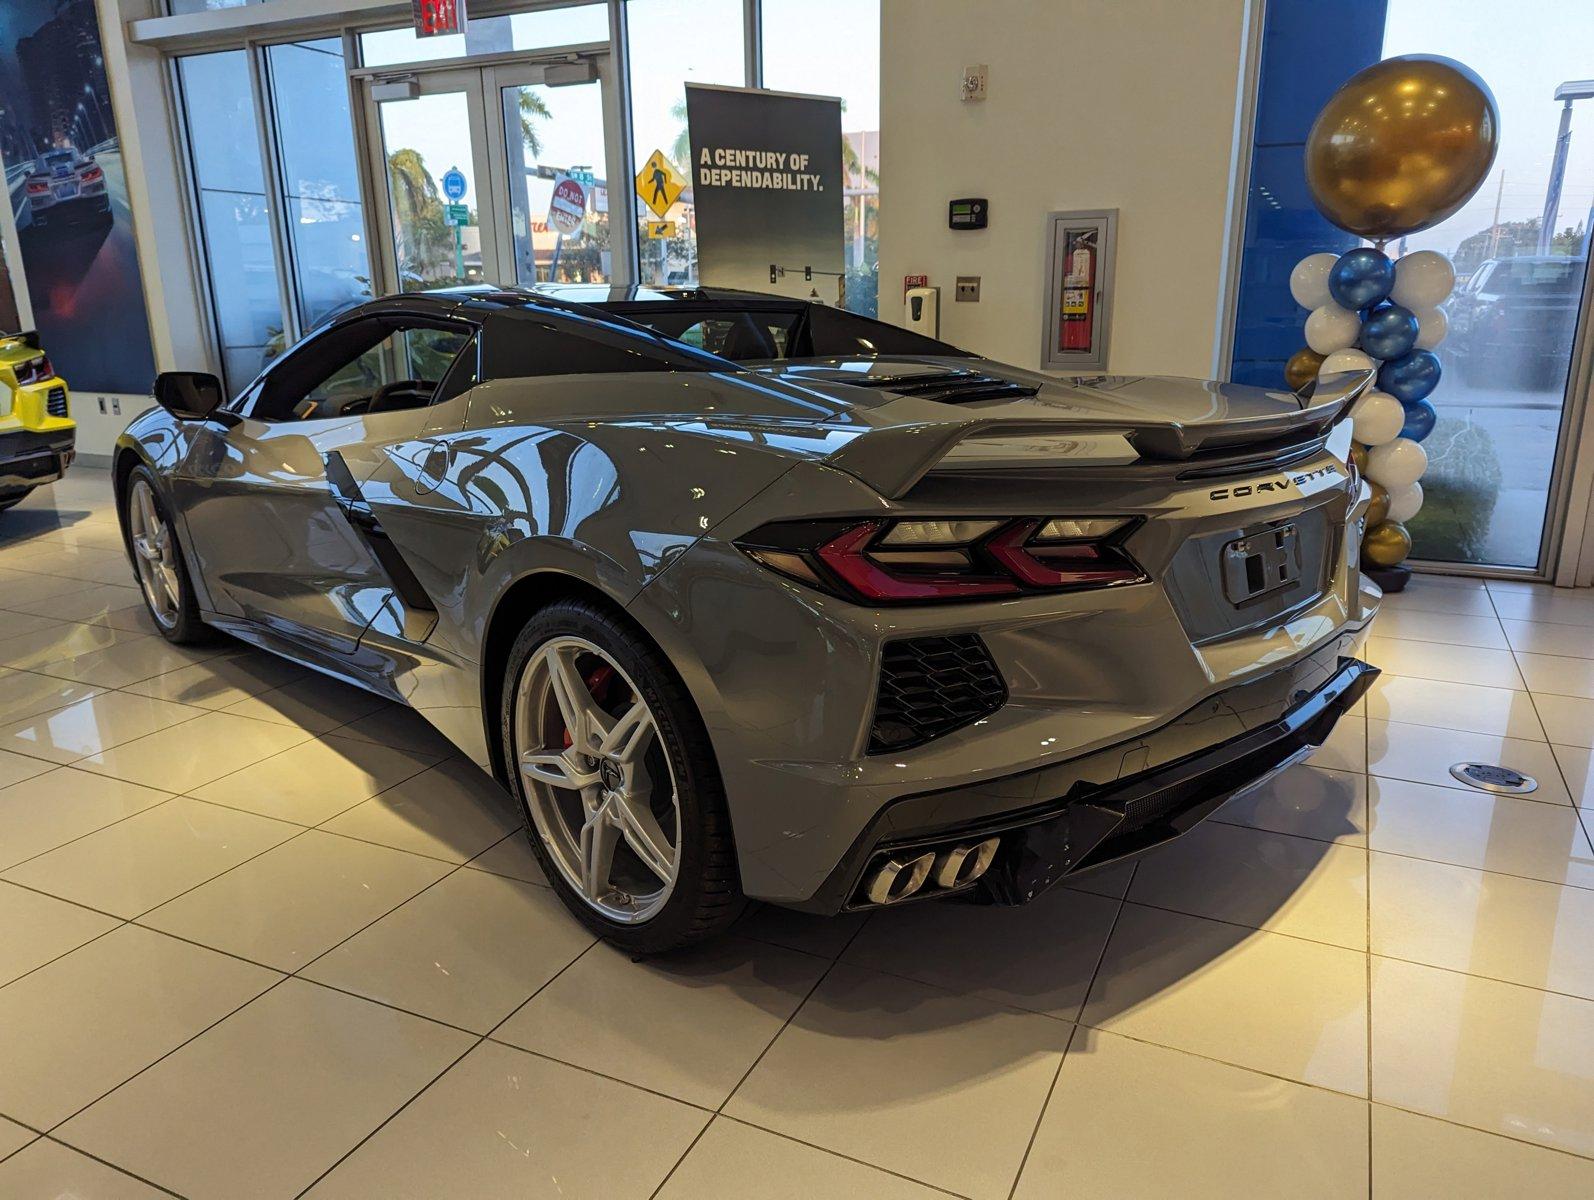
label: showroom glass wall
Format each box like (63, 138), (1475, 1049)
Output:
(166, 0), (883, 392)
(1234, 0), (1594, 574)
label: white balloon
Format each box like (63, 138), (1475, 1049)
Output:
(1319, 348), (1376, 376)
(1367, 438), (1428, 492)
(1290, 252), (1338, 310)
(1391, 251), (1456, 309)
(1413, 306), (1448, 350)
(1305, 303), (1361, 354)
(1387, 481), (1425, 523)
(1349, 389), (1405, 446)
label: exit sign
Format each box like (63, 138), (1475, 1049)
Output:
(412, 0), (467, 37)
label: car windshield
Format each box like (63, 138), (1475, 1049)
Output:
(42, 151), (73, 165)
(1486, 258), (1585, 296)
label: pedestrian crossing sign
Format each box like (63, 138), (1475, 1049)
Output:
(636, 149), (686, 218)
(645, 220), (678, 239)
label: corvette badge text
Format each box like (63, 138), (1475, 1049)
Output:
(1208, 464), (1341, 502)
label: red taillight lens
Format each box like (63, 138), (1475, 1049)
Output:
(738, 516), (1144, 604)
(14, 355), (52, 386)
(816, 521), (1016, 601)
(80, 166), (103, 183)
(25, 181), (47, 194)
(985, 520), (1142, 588)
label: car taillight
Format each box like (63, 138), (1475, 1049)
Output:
(737, 516), (1144, 604)
(25, 181), (47, 194)
(80, 166), (103, 183)
(14, 355), (53, 386)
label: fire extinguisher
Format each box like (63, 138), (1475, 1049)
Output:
(1059, 232), (1096, 353)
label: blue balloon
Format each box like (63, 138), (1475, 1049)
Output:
(1328, 248), (1396, 310)
(1399, 398), (1437, 443)
(1378, 349), (1442, 403)
(1359, 304), (1419, 360)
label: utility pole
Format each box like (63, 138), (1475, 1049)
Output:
(1540, 81), (1594, 254)
(1487, 170), (1505, 259)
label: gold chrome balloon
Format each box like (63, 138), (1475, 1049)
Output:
(1285, 347), (1326, 391)
(1305, 55), (1499, 239)
(1367, 481), (1390, 527)
(1363, 520), (1412, 567)
(1350, 442), (1368, 475)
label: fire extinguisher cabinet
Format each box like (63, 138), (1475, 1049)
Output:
(1040, 209), (1118, 374)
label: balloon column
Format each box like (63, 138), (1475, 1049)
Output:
(1289, 55), (1498, 586)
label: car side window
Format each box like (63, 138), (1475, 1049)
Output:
(248, 317), (474, 422)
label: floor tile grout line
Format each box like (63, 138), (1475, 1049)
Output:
(290, 937), (605, 1199)
(31, 1135), (190, 1199)
(1004, 1023), (1080, 1200)
(1484, 587), (1594, 863)
(721, 1113), (978, 1199)
(1004, 870), (1131, 1200)
(42, 974), (295, 1140)
(0, 912), (129, 995)
(1370, 1098), (1594, 1165)
(646, 911), (881, 1200)
(0, 701), (217, 770)
(1364, 765), (1374, 1198)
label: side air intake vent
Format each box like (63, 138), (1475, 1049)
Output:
(869, 634), (1007, 753)
(46, 386), (68, 418)
(854, 370), (1040, 406)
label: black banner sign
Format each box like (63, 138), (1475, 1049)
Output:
(684, 84), (844, 301)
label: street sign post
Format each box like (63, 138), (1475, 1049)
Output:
(441, 166), (467, 202)
(635, 149), (686, 219)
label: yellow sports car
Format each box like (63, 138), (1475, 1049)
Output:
(0, 331), (74, 513)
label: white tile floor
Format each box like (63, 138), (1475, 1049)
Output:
(1, 469), (1593, 1198)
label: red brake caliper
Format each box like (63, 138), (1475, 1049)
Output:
(561, 663), (616, 749)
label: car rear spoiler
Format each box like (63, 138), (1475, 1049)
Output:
(0, 331), (42, 350)
(820, 369), (1376, 500)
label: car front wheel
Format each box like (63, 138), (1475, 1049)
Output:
(501, 598), (742, 953)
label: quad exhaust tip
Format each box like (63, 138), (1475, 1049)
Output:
(863, 836), (1001, 906)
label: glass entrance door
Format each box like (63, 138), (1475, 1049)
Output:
(487, 63), (614, 285)
(363, 53), (617, 297)
(367, 68), (499, 291)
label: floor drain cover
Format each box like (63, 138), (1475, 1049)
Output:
(1449, 762), (1538, 795)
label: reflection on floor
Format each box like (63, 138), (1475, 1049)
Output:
(1, 469), (1593, 1198)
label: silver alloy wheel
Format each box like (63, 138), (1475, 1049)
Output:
(127, 478), (181, 630)
(513, 636), (682, 923)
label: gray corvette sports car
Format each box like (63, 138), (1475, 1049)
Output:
(117, 285), (1380, 951)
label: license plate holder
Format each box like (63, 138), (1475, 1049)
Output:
(1222, 524), (1300, 605)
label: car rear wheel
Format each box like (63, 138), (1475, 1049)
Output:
(502, 599), (742, 953)
(121, 466), (208, 644)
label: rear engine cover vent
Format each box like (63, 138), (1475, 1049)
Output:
(869, 634), (1007, 754)
(856, 370), (1039, 406)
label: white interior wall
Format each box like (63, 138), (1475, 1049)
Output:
(878, 0), (1252, 379)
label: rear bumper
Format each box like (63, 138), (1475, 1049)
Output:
(0, 427), (76, 491)
(798, 649), (1376, 914)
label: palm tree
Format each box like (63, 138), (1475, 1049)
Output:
(519, 89), (551, 158)
(386, 148), (452, 283)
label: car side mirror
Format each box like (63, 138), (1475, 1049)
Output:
(152, 371), (233, 424)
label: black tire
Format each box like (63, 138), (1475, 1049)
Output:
(500, 598), (743, 953)
(119, 464), (211, 644)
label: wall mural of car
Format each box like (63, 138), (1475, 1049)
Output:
(0, 330), (75, 513)
(116, 286), (1381, 953)
(24, 146), (112, 229)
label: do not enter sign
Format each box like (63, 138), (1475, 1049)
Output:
(547, 174), (588, 237)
